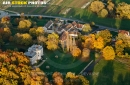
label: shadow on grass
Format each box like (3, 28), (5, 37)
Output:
(116, 72), (130, 85)
(95, 61), (114, 85)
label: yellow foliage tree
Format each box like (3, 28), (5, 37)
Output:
(82, 48), (90, 58)
(66, 72), (78, 79)
(107, 1), (114, 11)
(36, 27), (44, 36)
(82, 34), (95, 49)
(96, 29), (112, 44)
(99, 9), (108, 18)
(18, 20), (31, 31)
(46, 33), (59, 50)
(102, 46), (115, 60)
(94, 36), (104, 50)
(116, 2), (130, 19)
(90, 1), (105, 14)
(115, 40), (126, 56)
(82, 24), (92, 33)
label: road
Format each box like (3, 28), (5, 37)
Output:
(0, 9), (119, 32)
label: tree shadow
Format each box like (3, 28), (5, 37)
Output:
(116, 72), (130, 85)
(95, 60), (114, 85)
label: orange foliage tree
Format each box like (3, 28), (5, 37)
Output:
(71, 46), (81, 57)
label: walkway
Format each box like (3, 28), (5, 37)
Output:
(79, 60), (94, 74)
(79, 56), (102, 75)
(34, 60), (46, 68)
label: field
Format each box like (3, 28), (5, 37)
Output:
(89, 59), (130, 85)
(57, 0), (89, 8)
(40, 49), (95, 80)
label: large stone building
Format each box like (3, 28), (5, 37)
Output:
(24, 45), (43, 65)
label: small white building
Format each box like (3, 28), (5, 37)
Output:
(24, 45), (43, 65)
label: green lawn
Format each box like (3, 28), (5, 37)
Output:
(40, 49), (95, 80)
(6, 6), (130, 31)
(89, 59), (130, 85)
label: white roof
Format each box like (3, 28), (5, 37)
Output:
(24, 51), (36, 58)
(28, 44), (42, 51)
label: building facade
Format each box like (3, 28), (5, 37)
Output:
(24, 45), (43, 65)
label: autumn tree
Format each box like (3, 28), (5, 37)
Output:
(102, 46), (115, 60)
(0, 28), (11, 41)
(37, 35), (47, 46)
(14, 33), (32, 46)
(98, 9), (108, 18)
(116, 2), (130, 19)
(18, 20), (32, 31)
(115, 40), (126, 56)
(29, 28), (36, 38)
(0, 50), (50, 85)
(78, 75), (89, 85)
(36, 27), (44, 36)
(82, 34), (95, 49)
(71, 46), (81, 57)
(82, 48), (90, 58)
(66, 72), (78, 79)
(1, 16), (10, 24)
(82, 24), (92, 33)
(94, 36), (104, 50)
(46, 32), (59, 50)
(107, 1), (115, 11)
(96, 29), (112, 45)
(90, 1), (105, 14)
(53, 72), (63, 85)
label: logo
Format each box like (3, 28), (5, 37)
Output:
(2, 0), (48, 7)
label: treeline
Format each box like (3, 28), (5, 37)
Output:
(89, 0), (130, 19)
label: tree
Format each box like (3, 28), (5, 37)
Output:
(18, 20), (32, 31)
(3, 27), (12, 41)
(99, 9), (108, 18)
(52, 72), (63, 85)
(46, 33), (59, 50)
(94, 36), (104, 50)
(0, 50), (50, 85)
(96, 29), (112, 45)
(116, 2), (130, 19)
(107, 1), (114, 11)
(78, 75), (89, 85)
(82, 34), (95, 49)
(82, 24), (92, 33)
(102, 46), (115, 60)
(52, 72), (63, 79)
(0, 28), (11, 41)
(115, 40), (126, 56)
(82, 48), (90, 58)
(1, 16), (10, 24)
(90, 1), (105, 14)
(71, 46), (81, 57)
(37, 35), (47, 46)
(36, 27), (44, 36)
(66, 72), (78, 79)
(14, 33), (32, 46)
(29, 28), (36, 38)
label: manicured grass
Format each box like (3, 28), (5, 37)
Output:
(89, 59), (130, 85)
(40, 49), (95, 80)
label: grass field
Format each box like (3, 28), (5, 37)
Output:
(6, 6), (130, 30)
(58, 0), (89, 8)
(40, 49), (95, 80)
(89, 59), (130, 85)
